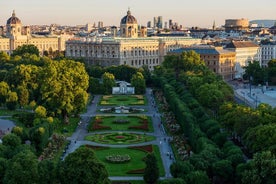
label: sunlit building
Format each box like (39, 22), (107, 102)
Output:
(0, 11), (70, 55)
(170, 45), (236, 81)
(65, 10), (201, 70)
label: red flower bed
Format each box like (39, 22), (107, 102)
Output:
(129, 145), (153, 153)
(92, 121), (111, 131)
(85, 145), (108, 150)
(128, 120), (149, 131)
(126, 168), (145, 174)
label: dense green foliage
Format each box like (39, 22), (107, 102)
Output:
(152, 50), (276, 184)
(143, 153), (159, 184)
(59, 147), (110, 184)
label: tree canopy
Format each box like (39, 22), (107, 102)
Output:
(59, 147), (110, 184)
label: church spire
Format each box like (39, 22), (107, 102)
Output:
(212, 20), (216, 31)
(12, 10), (16, 17)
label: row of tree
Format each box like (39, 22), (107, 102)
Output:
(153, 51), (276, 183)
(243, 59), (276, 85)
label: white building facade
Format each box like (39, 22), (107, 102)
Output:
(260, 42), (276, 67)
(225, 41), (260, 78)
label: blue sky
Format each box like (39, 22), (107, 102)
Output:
(0, 0), (275, 28)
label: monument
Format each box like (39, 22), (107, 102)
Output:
(112, 81), (135, 94)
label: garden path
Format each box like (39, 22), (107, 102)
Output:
(64, 88), (174, 180)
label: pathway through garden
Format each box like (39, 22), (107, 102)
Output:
(64, 89), (174, 181)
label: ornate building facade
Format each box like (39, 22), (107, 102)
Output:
(65, 10), (201, 70)
(0, 11), (69, 55)
(170, 45), (236, 81)
(225, 41), (260, 78)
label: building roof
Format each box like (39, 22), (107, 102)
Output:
(120, 10), (137, 24)
(170, 45), (235, 55)
(6, 10), (21, 25)
(225, 41), (259, 48)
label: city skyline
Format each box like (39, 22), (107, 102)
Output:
(0, 0), (275, 28)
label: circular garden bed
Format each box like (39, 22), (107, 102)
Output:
(85, 132), (155, 145)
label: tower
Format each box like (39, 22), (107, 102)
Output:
(6, 10), (22, 38)
(120, 9), (138, 38)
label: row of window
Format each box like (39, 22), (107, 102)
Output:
(124, 50), (159, 57)
(130, 58), (159, 66)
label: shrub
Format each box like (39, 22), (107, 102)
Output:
(105, 154), (131, 163)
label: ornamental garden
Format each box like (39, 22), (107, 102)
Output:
(85, 95), (165, 177)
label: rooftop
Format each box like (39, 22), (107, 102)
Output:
(171, 45), (236, 55)
(225, 41), (259, 48)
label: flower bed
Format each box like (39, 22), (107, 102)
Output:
(129, 145), (153, 153)
(106, 154), (131, 163)
(112, 119), (130, 124)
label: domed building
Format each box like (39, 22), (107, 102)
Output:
(120, 10), (138, 38)
(0, 11), (70, 55)
(6, 10), (23, 37)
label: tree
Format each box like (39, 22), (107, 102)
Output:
(212, 160), (233, 183)
(0, 81), (10, 106)
(35, 105), (47, 118)
(89, 77), (102, 94)
(196, 83), (224, 112)
(11, 44), (39, 57)
(243, 60), (264, 85)
(186, 171), (210, 184)
(6, 91), (18, 110)
(17, 85), (29, 107)
(38, 159), (57, 184)
(159, 178), (186, 184)
(3, 133), (21, 148)
(131, 72), (146, 94)
(170, 161), (194, 179)
(0, 157), (8, 182)
(40, 59), (89, 123)
(243, 124), (276, 154)
(240, 151), (276, 184)
(3, 150), (39, 184)
(143, 153), (159, 184)
(102, 72), (116, 95)
(59, 147), (110, 184)
(163, 51), (205, 79)
(0, 51), (10, 61)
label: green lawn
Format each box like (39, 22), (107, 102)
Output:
(89, 116), (153, 132)
(100, 95), (146, 106)
(53, 117), (80, 137)
(85, 132), (155, 145)
(91, 145), (164, 176)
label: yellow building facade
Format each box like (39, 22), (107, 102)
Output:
(66, 10), (201, 70)
(0, 11), (69, 55)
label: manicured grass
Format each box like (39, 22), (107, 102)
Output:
(100, 95), (146, 106)
(85, 132), (155, 145)
(53, 117), (80, 136)
(112, 181), (145, 184)
(89, 115), (153, 132)
(90, 145), (164, 176)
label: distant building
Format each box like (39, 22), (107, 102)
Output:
(170, 45), (236, 81)
(225, 41), (260, 78)
(147, 21), (151, 28)
(153, 17), (158, 28)
(0, 10), (69, 55)
(66, 10), (201, 70)
(98, 21), (104, 29)
(225, 19), (249, 32)
(157, 16), (163, 29)
(260, 41), (276, 67)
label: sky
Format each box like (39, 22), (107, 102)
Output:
(0, 0), (275, 28)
